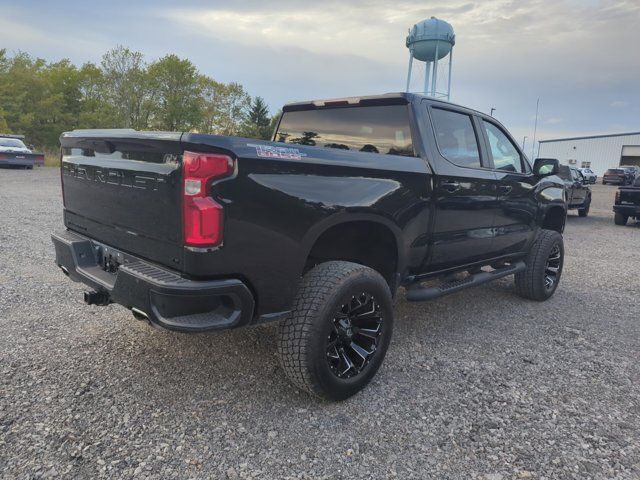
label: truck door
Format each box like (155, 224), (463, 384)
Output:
(479, 119), (537, 257)
(425, 105), (499, 269)
(570, 169), (587, 206)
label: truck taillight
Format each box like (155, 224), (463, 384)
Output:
(615, 189), (621, 205)
(182, 151), (234, 248)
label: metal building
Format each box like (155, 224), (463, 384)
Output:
(538, 132), (640, 175)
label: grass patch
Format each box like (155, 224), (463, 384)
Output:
(43, 148), (61, 167)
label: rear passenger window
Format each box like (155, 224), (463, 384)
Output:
(431, 108), (482, 168)
(276, 105), (415, 156)
(483, 121), (524, 173)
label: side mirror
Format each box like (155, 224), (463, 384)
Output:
(533, 158), (560, 176)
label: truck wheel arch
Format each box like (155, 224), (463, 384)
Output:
(541, 205), (566, 233)
(301, 214), (404, 292)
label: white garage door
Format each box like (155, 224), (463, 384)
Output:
(621, 145), (640, 156)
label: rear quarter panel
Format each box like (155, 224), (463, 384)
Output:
(181, 134), (433, 315)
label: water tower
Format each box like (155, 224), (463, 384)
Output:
(405, 17), (455, 100)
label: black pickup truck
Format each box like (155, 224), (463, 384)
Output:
(614, 176), (640, 225)
(558, 165), (591, 217)
(52, 93), (567, 400)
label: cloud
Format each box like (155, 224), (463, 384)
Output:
(545, 117), (564, 125)
(1, 0), (639, 142)
(0, 15), (105, 60)
(610, 100), (629, 108)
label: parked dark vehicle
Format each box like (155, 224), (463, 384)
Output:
(620, 165), (639, 183)
(0, 135), (44, 168)
(558, 165), (591, 217)
(613, 176), (640, 225)
(52, 93), (567, 400)
(603, 168), (628, 185)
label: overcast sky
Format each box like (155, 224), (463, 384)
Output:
(1, 0), (639, 152)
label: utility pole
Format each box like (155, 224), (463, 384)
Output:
(490, 107), (496, 117)
(531, 98), (540, 160)
(522, 136), (528, 150)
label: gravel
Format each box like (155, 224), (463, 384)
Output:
(1, 168), (639, 479)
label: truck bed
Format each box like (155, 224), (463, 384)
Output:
(59, 129), (430, 316)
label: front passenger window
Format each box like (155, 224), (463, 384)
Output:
(483, 121), (523, 173)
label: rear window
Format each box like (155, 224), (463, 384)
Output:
(606, 169), (624, 174)
(0, 138), (27, 148)
(275, 105), (415, 156)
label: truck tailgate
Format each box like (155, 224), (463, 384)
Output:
(619, 186), (640, 204)
(60, 131), (185, 270)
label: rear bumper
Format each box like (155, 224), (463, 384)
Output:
(603, 177), (625, 184)
(0, 156), (34, 167)
(51, 230), (255, 332)
(614, 205), (640, 217)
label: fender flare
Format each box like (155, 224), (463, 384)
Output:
(300, 212), (406, 277)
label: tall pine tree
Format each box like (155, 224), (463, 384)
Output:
(241, 96), (271, 140)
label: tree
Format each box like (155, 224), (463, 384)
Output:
(77, 62), (116, 128)
(198, 75), (226, 135)
(0, 46), (266, 149)
(0, 108), (9, 133)
(199, 81), (250, 136)
(240, 96), (271, 139)
(100, 46), (149, 129)
(147, 54), (202, 131)
(0, 52), (53, 146)
(268, 110), (281, 139)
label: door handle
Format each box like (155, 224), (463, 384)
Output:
(441, 180), (460, 192)
(498, 185), (512, 195)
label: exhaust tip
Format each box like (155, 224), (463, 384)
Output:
(131, 308), (149, 321)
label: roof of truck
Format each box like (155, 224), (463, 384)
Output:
(282, 92), (487, 117)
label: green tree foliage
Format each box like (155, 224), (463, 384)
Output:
(147, 54), (202, 131)
(0, 47), (272, 149)
(100, 46), (150, 129)
(241, 96), (272, 140)
(199, 81), (251, 136)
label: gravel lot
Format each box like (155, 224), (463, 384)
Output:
(1, 168), (638, 479)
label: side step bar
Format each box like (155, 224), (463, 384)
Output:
(405, 261), (526, 302)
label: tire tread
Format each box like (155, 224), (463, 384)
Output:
(277, 261), (390, 399)
(515, 229), (563, 301)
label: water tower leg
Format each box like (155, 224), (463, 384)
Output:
(424, 62), (431, 94)
(406, 50), (414, 92)
(431, 41), (440, 97)
(446, 47), (453, 101)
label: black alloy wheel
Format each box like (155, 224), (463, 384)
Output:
(514, 229), (564, 301)
(325, 292), (383, 379)
(278, 261), (394, 401)
(544, 244), (562, 291)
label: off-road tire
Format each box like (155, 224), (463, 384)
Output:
(515, 229), (564, 301)
(578, 196), (590, 217)
(614, 212), (628, 226)
(278, 261), (393, 401)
